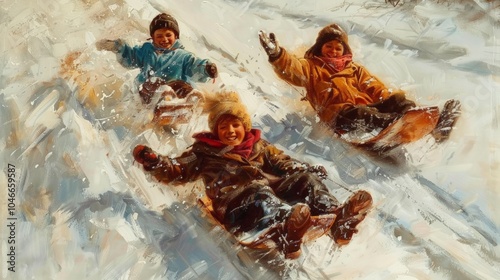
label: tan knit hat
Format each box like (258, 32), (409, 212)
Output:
(305, 23), (352, 58)
(203, 91), (252, 132)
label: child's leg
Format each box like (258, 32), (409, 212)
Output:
(271, 173), (373, 245)
(139, 78), (183, 104)
(271, 172), (340, 216)
(139, 79), (168, 104)
(217, 185), (289, 232)
(336, 105), (398, 132)
(215, 184), (313, 258)
(369, 93), (416, 114)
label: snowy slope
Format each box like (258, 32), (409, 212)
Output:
(1, 0), (499, 279)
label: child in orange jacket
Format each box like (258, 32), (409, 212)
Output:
(259, 24), (460, 141)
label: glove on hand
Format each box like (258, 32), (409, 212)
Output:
(308, 164), (328, 180)
(96, 39), (122, 52)
(205, 63), (218, 78)
(259, 30), (281, 58)
(133, 145), (160, 170)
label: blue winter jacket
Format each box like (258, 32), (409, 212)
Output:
(116, 40), (212, 85)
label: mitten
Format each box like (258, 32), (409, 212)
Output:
(205, 63), (218, 78)
(96, 39), (123, 52)
(259, 30), (281, 58)
(133, 145), (160, 170)
(308, 164), (328, 180)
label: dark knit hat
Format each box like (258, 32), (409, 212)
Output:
(149, 13), (179, 38)
(305, 23), (352, 58)
(203, 91), (252, 132)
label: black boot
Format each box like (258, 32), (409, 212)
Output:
(432, 99), (461, 143)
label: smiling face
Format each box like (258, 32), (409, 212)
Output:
(321, 39), (345, 58)
(152, 28), (177, 49)
(217, 115), (246, 146)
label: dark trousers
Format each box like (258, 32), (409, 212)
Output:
(335, 93), (416, 132)
(221, 172), (339, 233)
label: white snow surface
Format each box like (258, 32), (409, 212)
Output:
(1, 0), (499, 279)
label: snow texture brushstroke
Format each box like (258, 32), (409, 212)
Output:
(0, 0), (499, 279)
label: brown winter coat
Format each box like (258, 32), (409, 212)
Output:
(270, 50), (403, 126)
(147, 133), (309, 221)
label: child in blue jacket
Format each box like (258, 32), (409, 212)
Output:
(97, 13), (218, 103)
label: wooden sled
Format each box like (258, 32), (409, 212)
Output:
(152, 90), (204, 126)
(197, 196), (336, 252)
(343, 106), (440, 152)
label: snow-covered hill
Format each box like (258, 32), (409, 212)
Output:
(1, 0), (499, 279)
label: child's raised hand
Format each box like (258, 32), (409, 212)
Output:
(96, 39), (122, 52)
(259, 30), (281, 58)
(133, 145), (160, 169)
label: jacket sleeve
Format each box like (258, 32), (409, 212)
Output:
(269, 48), (312, 87)
(262, 141), (309, 176)
(355, 64), (401, 101)
(181, 52), (213, 83)
(116, 43), (146, 69)
(147, 150), (201, 186)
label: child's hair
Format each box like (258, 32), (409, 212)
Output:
(149, 13), (180, 38)
(305, 23), (352, 58)
(203, 91), (252, 132)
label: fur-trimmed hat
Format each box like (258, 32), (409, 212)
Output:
(150, 13), (179, 38)
(203, 91), (252, 132)
(305, 23), (352, 58)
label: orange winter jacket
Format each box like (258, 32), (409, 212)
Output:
(270, 49), (402, 126)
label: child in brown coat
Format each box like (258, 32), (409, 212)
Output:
(133, 91), (373, 259)
(259, 24), (460, 141)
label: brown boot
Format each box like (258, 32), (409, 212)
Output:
(276, 203), (312, 259)
(330, 190), (372, 245)
(432, 99), (461, 143)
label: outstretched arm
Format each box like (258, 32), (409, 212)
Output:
(133, 145), (197, 185)
(259, 30), (311, 88)
(259, 30), (282, 59)
(96, 39), (148, 69)
(96, 39), (124, 52)
(181, 54), (218, 83)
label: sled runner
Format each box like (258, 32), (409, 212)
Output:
(340, 106), (440, 152)
(197, 196), (336, 253)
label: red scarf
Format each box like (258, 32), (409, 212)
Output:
(320, 54), (352, 72)
(193, 129), (261, 159)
